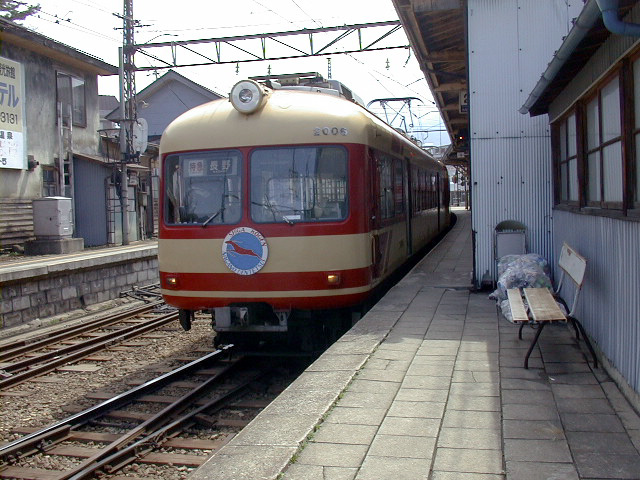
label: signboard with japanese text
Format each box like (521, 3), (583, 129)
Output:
(0, 56), (25, 169)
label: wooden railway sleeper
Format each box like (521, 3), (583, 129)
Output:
(0, 346), (235, 465)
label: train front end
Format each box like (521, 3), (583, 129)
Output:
(158, 77), (373, 344)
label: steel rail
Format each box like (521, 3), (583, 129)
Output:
(69, 370), (262, 479)
(0, 345), (234, 464)
(0, 301), (164, 363)
(2, 307), (171, 375)
(0, 311), (179, 389)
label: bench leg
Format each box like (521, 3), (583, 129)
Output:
(570, 320), (580, 340)
(518, 323), (525, 340)
(524, 322), (545, 369)
(569, 316), (598, 369)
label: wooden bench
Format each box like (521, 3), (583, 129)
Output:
(507, 243), (598, 369)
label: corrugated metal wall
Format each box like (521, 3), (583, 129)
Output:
(554, 211), (640, 393)
(467, 0), (584, 286)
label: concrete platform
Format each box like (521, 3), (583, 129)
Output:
(189, 209), (640, 480)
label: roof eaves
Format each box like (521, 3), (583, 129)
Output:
(520, 0), (602, 116)
(0, 17), (118, 75)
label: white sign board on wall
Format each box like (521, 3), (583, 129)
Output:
(0, 56), (26, 170)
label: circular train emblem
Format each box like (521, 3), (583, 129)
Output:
(222, 227), (269, 275)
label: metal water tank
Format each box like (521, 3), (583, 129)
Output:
(32, 196), (73, 238)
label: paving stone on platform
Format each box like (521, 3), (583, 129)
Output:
(555, 396), (615, 414)
(442, 409), (501, 429)
(282, 464), (357, 480)
(378, 416), (441, 437)
(573, 452), (640, 479)
(432, 447), (504, 475)
(324, 406), (387, 426)
(503, 419), (566, 440)
(367, 433), (436, 459)
(502, 403), (561, 421)
(437, 426), (502, 450)
(505, 460), (578, 480)
(311, 423), (378, 446)
(356, 455), (431, 480)
(565, 431), (639, 454)
(504, 438), (573, 463)
(295, 442), (368, 468)
(431, 472), (504, 480)
(446, 394), (501, 412)
(386, 400), (446, 419)
(560, 412), (626, 432)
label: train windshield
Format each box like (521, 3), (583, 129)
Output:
(164, 150), (242, 226)
(250, 146), (348, 223)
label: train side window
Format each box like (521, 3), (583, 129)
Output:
(250, 146), (348, 223)
(164, 150), (242, 226)
(378, 155), (394, 219)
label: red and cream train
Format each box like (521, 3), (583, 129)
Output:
(158, 73), (450, 346)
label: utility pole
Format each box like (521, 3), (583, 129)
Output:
(118, 0), (137, 245)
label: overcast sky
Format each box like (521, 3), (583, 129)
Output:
(22, 0), (449, 146)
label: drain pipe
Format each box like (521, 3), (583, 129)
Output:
(596, 0), (640, 36)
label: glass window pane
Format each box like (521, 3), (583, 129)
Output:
(603, 141), (623, 202)
(586, 97), (599, 150)
(601, 77), (621, 142)
(569, 158), (578, 201)
(71, 77), (85, 126)
(634, 59), (640, 129)
(56, 73), (72, 127)
(587, 152), (601, 202)
(560, 163), (568, 201)
(251, 146), (348, 223)
(164, 150), (242, 225)
(636, 133), (640, 203)
(379, 156), (393, 219)
(567, 113), (577, 157)
(559, 121), (567, 160)
(394, 159), (404, 215)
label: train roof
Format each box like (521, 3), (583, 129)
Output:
(160, 76), (443, 170)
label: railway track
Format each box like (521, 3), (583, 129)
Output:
(0, 302), (179, 390)
(0, 345), (292, 479)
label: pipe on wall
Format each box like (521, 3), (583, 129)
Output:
(596, 0), (640, 37)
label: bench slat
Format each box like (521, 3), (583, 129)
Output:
(507, 288), (529, 323)
(523, 288), (566, 322)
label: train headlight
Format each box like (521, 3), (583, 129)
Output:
(326, 273), (342, 286)
(163, 274), (180, 289)
(230, 80), (266, 114)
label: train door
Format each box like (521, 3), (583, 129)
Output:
(404, 159), (412, 256)
(437, 172), (441, 231)
(370, 149), (384, 281)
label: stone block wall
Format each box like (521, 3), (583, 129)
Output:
(0, 245), (158, 329)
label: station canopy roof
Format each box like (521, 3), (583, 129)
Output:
(392, 0), (468, 168)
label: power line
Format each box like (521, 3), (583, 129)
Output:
(30, 9), (120, 43)
(288, 0), (323, 28)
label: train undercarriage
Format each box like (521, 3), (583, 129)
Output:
(178, 303), (361, 352)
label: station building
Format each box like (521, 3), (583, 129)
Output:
(394, 0), (639, 402)
(0, 18), (118, 248)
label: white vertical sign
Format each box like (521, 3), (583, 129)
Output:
(0, 56), (26, 169)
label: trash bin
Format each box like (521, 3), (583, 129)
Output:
(494, 220), (527, 281)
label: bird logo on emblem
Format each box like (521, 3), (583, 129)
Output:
(222, 227), (269, 275)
